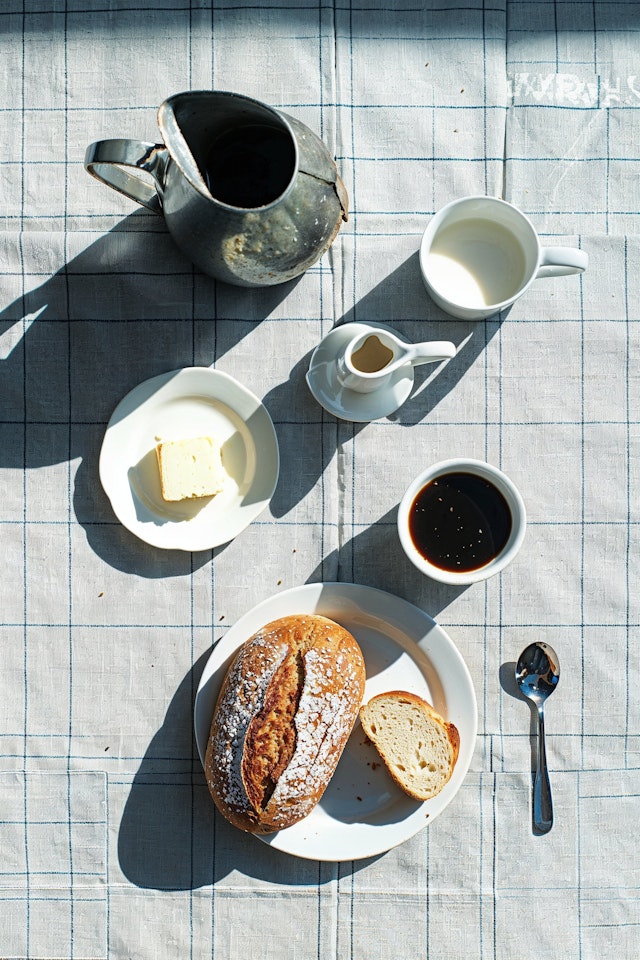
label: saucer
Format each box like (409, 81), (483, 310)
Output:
(306, 322), (414, 422)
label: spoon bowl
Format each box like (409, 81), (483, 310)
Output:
(515, 642), (560, 834)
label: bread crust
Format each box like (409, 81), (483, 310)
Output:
(205, 614), (366, 834)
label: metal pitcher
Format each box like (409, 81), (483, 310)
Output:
(84, 90), (349, 287)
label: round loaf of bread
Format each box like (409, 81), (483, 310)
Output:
(205, 614), (366, 834)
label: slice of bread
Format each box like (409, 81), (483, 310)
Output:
(360, 691), (460, 801)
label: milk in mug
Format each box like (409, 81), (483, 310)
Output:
(425, 218), (527, 308)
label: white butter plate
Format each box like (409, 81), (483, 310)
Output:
(194, 582), (477, 861)
(99, 367), (279, 551)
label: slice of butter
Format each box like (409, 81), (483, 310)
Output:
(156, 436), (226, 502)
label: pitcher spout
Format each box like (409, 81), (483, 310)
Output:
(158, 92), (218, 198)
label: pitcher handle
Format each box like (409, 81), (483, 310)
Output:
(536, 246), (589, 279)
(84, 139), (168, 214)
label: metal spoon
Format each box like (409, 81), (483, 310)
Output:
(515, 642), (560, 834)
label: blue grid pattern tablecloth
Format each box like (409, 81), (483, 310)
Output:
(1, 2), (639, 959)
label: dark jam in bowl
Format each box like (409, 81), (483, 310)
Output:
(408, 472), (512, 573)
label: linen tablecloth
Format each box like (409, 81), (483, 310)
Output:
(1, 2), (638, 958)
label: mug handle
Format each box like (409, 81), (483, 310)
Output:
(536, 246), (589, 278)
(84, 139), (168, 214)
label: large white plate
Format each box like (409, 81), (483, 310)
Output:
(99, 367), (279, 551)
(194, 582), (477, 861)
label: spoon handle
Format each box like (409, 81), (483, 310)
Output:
(533, 707), (553, 833)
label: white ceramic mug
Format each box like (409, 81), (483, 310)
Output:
(335, 325), (456, 394)
(397, 458), (527, 585)
(419, 195), (588, 320)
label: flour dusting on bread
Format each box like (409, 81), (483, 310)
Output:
(267, 643), (364, 826)
(205, 615), (365, 834)
(210, 631), (287, 815)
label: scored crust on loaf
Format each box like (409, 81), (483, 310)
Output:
(360, 691), (460, 801)
(205, 614), (366, 834)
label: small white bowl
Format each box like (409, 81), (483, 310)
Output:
(397, 458), (526, 585)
